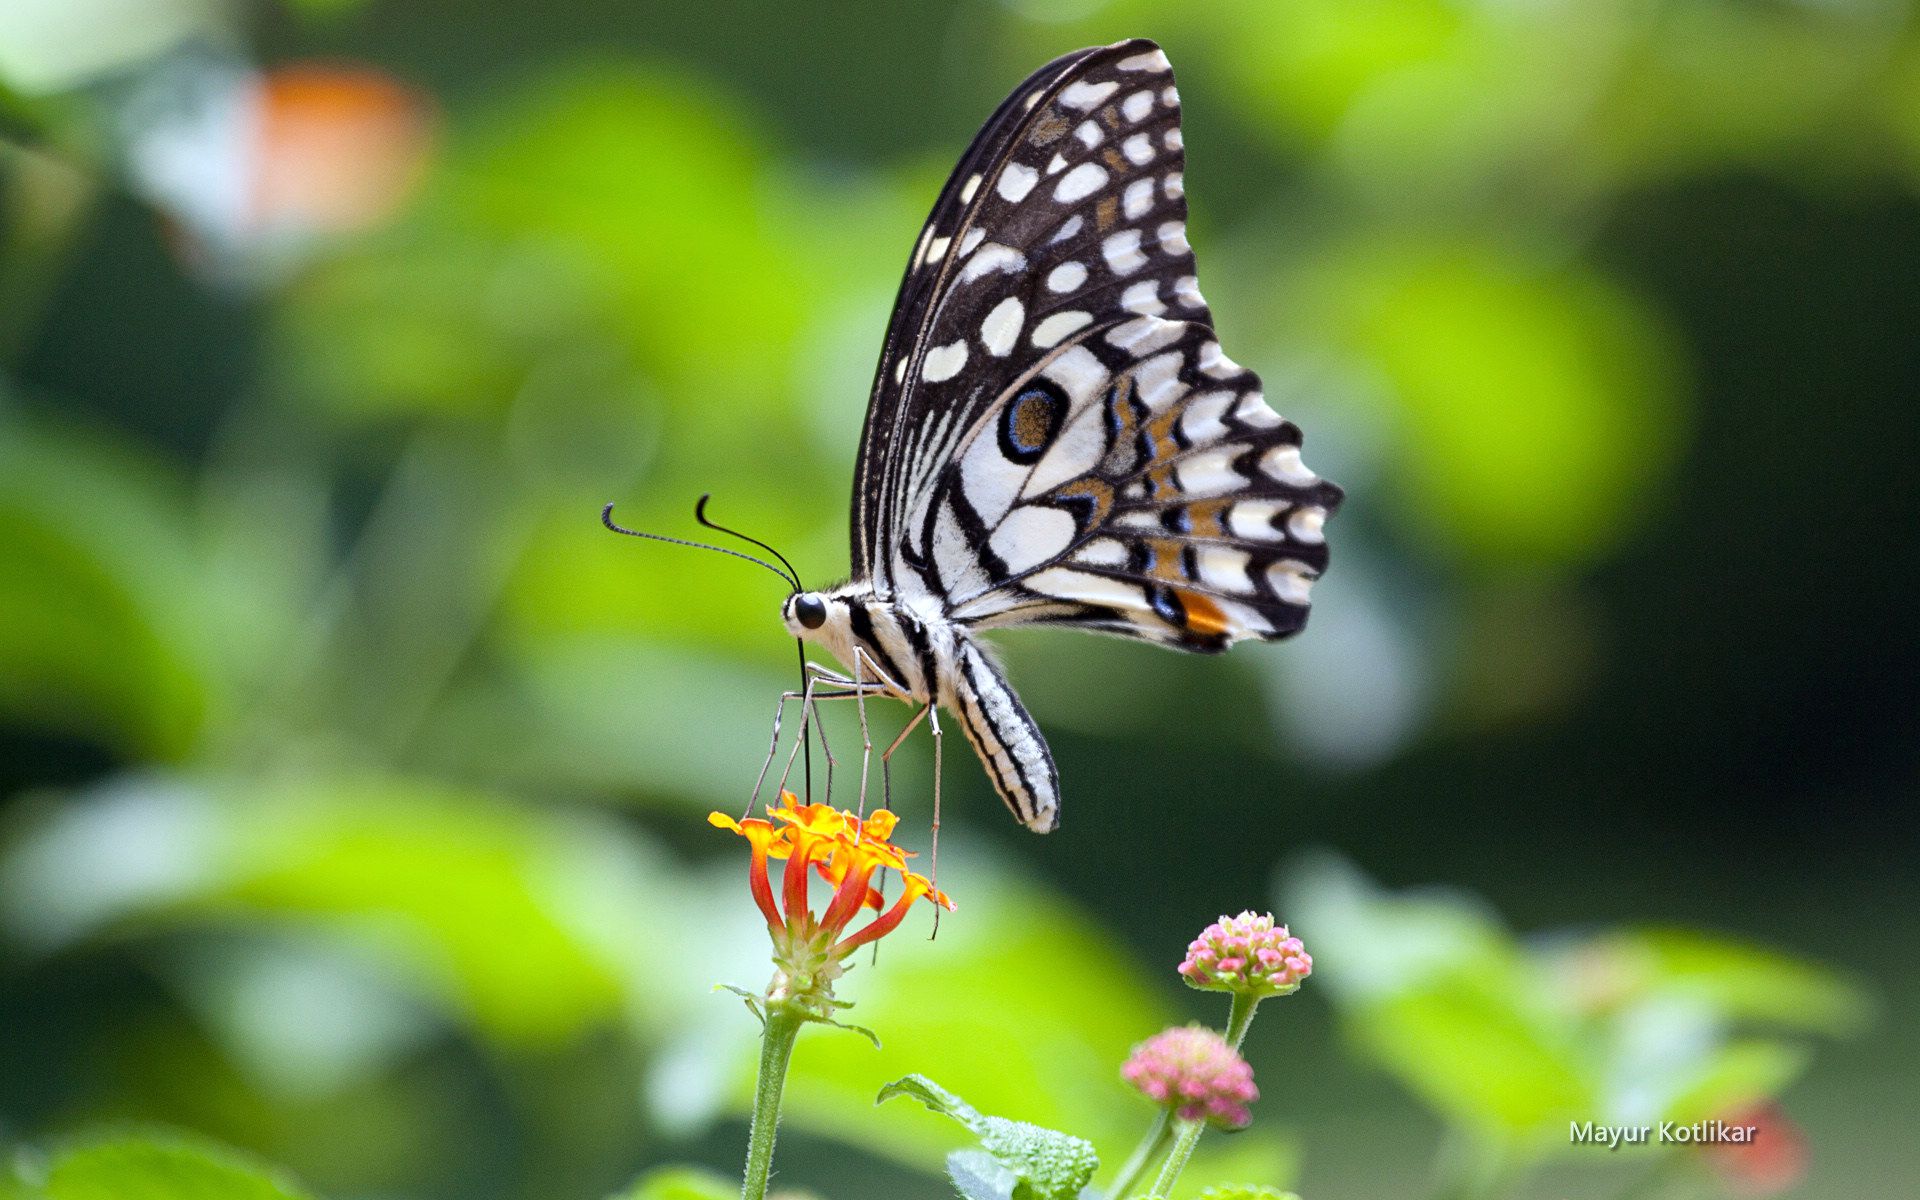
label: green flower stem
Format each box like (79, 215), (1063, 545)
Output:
(1223, 991), (1261, 1051)
(741, 1004), (805, 1200)
(1144, 1117), (1207, 1199)
(1107, 1109), (1173, 1199)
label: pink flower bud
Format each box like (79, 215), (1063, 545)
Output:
(1121, 1024), (1259, 1129)
(1179, 911), (1311, 998)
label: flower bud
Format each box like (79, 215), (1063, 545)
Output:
(1121, 1024), (1258, 1129)
(1179, 911), (1311, 998)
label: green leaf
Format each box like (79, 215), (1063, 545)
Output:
(605, 1166), (738, 1200)
(1194, 1188), (1301, 1200)
(878, 1076), (1097, 1200)
(946, 1150), (1016, 1200)
(25, 1131), (316, 1200)
(877, 1076), (987, 1130)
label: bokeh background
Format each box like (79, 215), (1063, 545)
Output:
(0, 1), (1915, 1198)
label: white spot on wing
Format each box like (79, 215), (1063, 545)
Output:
(1118, 49), (1172, 73)
(1268, 560), (1316, 605)
(1075, 120), (1103, 148)
(1288, 506), (1327, 544)
(1060, 79), (1120, 110)
(1054, 161), (1108, 203)
(1234, 392), (1283, 428)
(1122, 133), (1154, 165)
(1175, 446), (1247, 496)
(923, 340), (969, 382)
(1122, 90), (1154, 122)
(980, 296), (1024, 357)
(1046, 261), (1088, 293)
(1173, 275), (1206, 309)
(1123, 177), (1154, 219)
(1105, 315), (1183, 354)
(960, 173), (982, 203)
(1120, 280), (1164, 314)
(961, 242), (1027, 282)
(990, 506), (1078, 574)
(1198, 546), (1255, 594)
(1198, 340), (1244, 379)
(1051, 214), (1084, 243)
(1179, 390), (1236, 444)
(1102, 228), (1147, 274)
(998, 162), (1038, 202)
(1164, 127), (1183, 151)
(1031, 310), (1093, 348)
(926, 235), (951, 263)
(1073, 538), (1128, 567)
(1046, 152), (1068, 175)
(1261, 444), (1318, 485)
(1163, 172), (1184, 200)
(958, 227), (985, 257)
(1158, 220), (1189, 256)
(1228, 500), (1284, 541)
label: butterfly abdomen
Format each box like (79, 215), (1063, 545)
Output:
(946, 637), (1060, 832)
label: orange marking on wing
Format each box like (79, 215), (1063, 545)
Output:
(1186, 497), (1230, 538)
(1178, 589), (1232, 638)
(1146, 537), (1186, 582)
(1054, 478), (1114, 528)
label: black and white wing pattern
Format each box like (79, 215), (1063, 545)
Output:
(853, 38), (1341, 650)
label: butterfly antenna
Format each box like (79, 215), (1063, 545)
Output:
(693, 494), (805, 592)
(600, 503), (799, 591)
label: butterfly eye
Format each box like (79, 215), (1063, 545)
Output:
(794, 594), (828, 630)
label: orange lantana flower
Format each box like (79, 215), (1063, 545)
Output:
(711, 792), (952, 1016)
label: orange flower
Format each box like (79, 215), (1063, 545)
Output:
(711, 792), (952, 1015)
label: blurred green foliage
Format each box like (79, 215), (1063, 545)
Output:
(1, 1), (1915, 1199)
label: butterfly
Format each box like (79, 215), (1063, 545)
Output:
(617, 39), (1342, 833)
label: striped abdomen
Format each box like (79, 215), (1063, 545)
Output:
(945, 637), (1060, 832)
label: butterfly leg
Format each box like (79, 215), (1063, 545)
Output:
(771, 668), (888, 805)
(751, 663), (872, 813)
(850, 647), (878, 819)
(928, 703), (944, 936)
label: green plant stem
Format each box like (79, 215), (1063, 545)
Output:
(1145, 1118), (1207, 1199)
(1107, 1109), (1173, 1199)
(1224, 991), (1262, 1051)
(741, 1005), (805, 1200)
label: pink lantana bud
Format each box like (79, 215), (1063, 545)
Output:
(1179, 911), (1311, 998)
(1121, 1024), (1259, 1129)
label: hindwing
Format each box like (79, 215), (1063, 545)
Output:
(925, 318), (1342, 651)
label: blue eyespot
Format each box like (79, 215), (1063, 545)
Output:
(998, 382), (1067, 464)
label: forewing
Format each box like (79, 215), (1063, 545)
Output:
(933, 318), (1343, 652)
(851, 38), (1207, 594)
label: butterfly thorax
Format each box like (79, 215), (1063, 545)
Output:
(782, 585), (952, 704)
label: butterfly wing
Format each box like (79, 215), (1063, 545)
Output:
(851, 38), (1217, 596)
(855, 38), (1341, 647)
(930, 317), (1342, 651)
